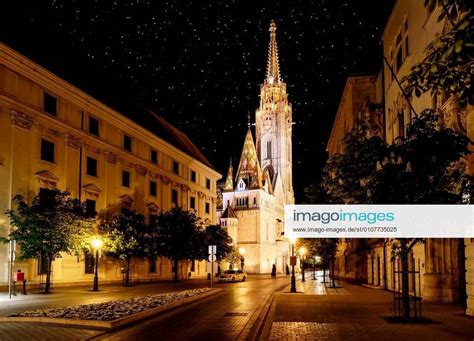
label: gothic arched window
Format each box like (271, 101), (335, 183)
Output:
(266, 141), (272, 159)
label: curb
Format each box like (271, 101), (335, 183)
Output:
(243, 280), (293, 341)
(0, 288), (222, 331)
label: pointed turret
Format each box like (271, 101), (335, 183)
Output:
(223, 158), (234, 192)
(235, 129), (263, 190)
(266, 20), (281, 84)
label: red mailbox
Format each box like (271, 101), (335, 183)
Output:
(14, 271), (25, 282)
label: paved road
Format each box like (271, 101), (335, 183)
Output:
(94, 276), (290, 341)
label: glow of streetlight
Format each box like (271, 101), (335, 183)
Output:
(288, 235), (297, 245)
(299, 247), (307, 256)
(315, 255), (321, 263)
(91, 238), (103, 250)
(239, 247), (246, 256)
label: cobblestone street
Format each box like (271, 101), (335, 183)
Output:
(268, 274), (474, 340)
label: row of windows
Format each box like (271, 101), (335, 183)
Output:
(388, 19), (409, 78)
(82, 192), (210, 219)
(40, 138), (212, 190)
(41, 92), (212, 188)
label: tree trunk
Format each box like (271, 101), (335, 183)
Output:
(400, 240), (410, 319)
(173, 258), (179, 283)
(44, 255), (53, 294)
(124, 259), (131, 287)
(331, 256), (336, 288)
(323, 268), (326, 283)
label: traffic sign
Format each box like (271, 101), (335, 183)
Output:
(208, 245), (216, 254)
(208, 254), (216, 262)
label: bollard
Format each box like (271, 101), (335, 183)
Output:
(22, 280), (27, 295)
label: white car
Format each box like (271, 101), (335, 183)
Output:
(218, 269), (247, 282)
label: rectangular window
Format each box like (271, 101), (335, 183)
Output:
(190, 196), (196, 209)
(148, 258), (156, 273)
(150, 180), (157, 197)
(396, 48), (403, 72)
(123, 134), (132, 152)
(85, 199), (96, 217)
(86, 157), (98, 177)
(151, 149), (158, 164)
(190, 170), (197, 183)
(171, 189), (178, 206)
(205, 202), (210, 214)
(84, 250), (95, 274)
(89, 116), (100, 136)
(266, 141), (272, 159)
(40, 139), (55, 163)
(172, 160), (180, 174)
(43, 92), (57, 116)
(122, 170), (131, 188)
(37, 254), (49, 275)
(206, 178), (211, 190)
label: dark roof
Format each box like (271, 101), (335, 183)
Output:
(221, 205), (237, 219)
(128, 110), (214, 169)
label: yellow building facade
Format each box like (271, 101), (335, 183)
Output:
(0, 43), (221, 288)
(328, 0), (473, 315)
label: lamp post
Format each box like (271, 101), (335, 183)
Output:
(314, 255), (321, 280)
(289, 236), (297, 293)
(299, 247), (307, 282)
(91, 237), (103, 292)
(239, 247), (246, 271)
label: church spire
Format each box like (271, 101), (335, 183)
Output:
(223, 157), (234, 192)
(266, 20), (281, 84)
(235, 129), (262, 189)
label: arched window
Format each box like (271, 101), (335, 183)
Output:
(266, 141), (272, 159)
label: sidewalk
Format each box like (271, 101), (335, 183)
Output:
(268, 274), (474, 340)
(0, 279), (211, 341)
(0, 279), (210, 316)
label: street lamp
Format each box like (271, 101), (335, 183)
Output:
(299, 247), (307, 282)
(289, 235), (297, 293)
(239, 247), (246, 271)
(91, 237), (103, 291)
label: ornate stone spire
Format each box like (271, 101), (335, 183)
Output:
(235, 129), (262, 189)
(223, 157), (234, 192)
(266, 20), (281, 84)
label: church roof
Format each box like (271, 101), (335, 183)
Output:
(235, 128), (263, 190)
(223, 158), (234, 192)
(221, 205), (238, 219)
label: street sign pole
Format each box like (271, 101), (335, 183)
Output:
(208, 245), (217, 288)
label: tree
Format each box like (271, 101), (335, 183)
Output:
(320, 124), (386, 204)
(224, 246), (242, 269)
(404, 1), (473, 107)
(203, 224), (233, 261)
(156, 206), (204, 282)
(4, 189), (94, 293)
(312, 110), (468, 317)
(100, 209), (148, 286)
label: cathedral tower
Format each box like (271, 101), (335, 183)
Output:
(255, 20), (294, 204)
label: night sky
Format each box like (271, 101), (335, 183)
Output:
(1, 0), (394, 202)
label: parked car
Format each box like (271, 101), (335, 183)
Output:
(218, 269), (247, 282)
